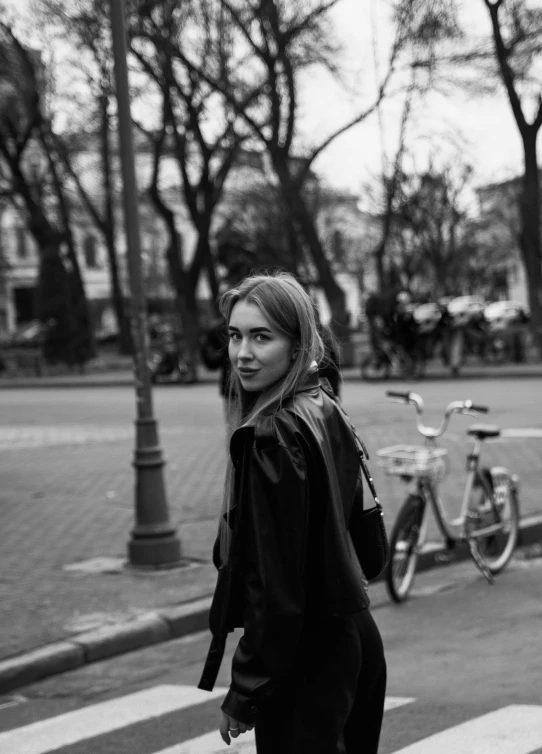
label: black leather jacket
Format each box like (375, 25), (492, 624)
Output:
(198, 372), (369, 723)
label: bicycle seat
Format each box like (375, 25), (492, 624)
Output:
(467, 423), (500, 439)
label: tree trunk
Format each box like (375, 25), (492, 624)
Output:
(100, 99), (133, 354)
(167, 231), (201, 372)
(273, 161), (349, 334)
(149, 188), (201, 376)
(103, 219), (133, 354)
(204, 241), (220, 309)
(189, 220), (220, 311)
(43, 133), (96, 362)
(12, 179), (82, 367)
(374, 243), (386, 292)
(61, 228), (96, 364)
(520, 133), (542, 356)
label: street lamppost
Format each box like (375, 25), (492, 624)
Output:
(109, 0), (182, 567)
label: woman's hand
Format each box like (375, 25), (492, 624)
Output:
(219, 711), (254, 745)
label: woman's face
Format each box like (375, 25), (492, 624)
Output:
(228, 300), (295, 393)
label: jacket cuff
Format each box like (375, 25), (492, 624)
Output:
(221, 688), (259, 725)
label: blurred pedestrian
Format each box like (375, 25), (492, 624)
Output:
(198, 272), (386, 754)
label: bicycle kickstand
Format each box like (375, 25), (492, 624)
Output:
(467, 539), (495, 585)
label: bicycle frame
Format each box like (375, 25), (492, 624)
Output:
(414, 436), (494, 545)
(407, 435), (516, 586)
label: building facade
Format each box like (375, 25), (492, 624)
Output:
(475, 171), (542, 307)
(0, 147), (377, 339)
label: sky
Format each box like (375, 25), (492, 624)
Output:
(3, 0), (538, 201)
(298, 0), (533, 200)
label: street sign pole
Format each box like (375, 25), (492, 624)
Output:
(109, 0), (181, 566)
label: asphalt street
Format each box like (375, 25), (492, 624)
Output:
(1, 554), (541, 753)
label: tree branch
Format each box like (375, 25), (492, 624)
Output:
(485, 0), (528, 134)
(533, 95), (542, 131)
(219, 0), (264, 60)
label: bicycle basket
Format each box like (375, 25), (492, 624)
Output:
(377, 445), (448, 480)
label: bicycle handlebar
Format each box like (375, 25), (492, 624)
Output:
(385, 391), (490, 438)
(470, 404), (489, 414)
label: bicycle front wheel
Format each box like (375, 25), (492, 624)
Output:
(396, 351), (418, 380)
(361, 353), (391, 381)
(467, 479), (520, 575)
(386, 494), (424, 603)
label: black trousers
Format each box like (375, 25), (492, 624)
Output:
(254, 608), (387, 754)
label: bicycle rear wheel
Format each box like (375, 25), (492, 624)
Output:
(467, 478), (519, 575)
(396, 351), (420, 380)
(385, 494), (424, 603)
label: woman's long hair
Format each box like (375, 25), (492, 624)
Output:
(218, 272), (325, 563)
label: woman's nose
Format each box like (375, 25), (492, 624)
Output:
(237, 338), (253, 360)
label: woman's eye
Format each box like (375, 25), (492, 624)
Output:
(229, 332), (241, 341)
(255, 334), (269, 342)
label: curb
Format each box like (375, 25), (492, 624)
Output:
(0, 598), (213, 695)
(1, 364), (542, 389)
(0, 517), (541, 695)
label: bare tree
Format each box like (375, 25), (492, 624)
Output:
(169, 0), (407, 334)
(372, 86), (415, 290)
(38, 0), (134, 354)
(128, 0), (258, 365)
(0, 21), (94, 366)
(215, 171), (304, 283)
(391, 161), (474, 296)
(483, 0), (542, 352)
(396, 0), (542, 351)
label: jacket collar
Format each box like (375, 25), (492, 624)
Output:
(294, 368), (321, 394)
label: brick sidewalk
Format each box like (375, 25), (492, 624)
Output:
(1, 422), (227, 662)
(1, 379), (541, 667)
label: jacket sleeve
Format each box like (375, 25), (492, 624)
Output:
(221, 434), (309, 724)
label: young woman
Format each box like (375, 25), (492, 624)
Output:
(199, 273), (386, 753)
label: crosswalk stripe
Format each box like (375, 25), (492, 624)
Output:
(390, 705), (542, 754)
(0, 684), (228, 754)
(6, 691), (541, 754)
(152, 697), (416, 754)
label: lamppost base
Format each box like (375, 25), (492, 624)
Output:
(128, 533), (182, 568)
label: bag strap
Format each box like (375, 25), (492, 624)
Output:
(319, 379), (382, 508)
(335, 399), (382, 508)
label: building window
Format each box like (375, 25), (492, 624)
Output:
(16, 227), (28, 259)
(83, 235), (99, 269)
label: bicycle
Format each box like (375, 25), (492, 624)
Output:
(361, 339), (424, 381)
(378, 391), (520, 603)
